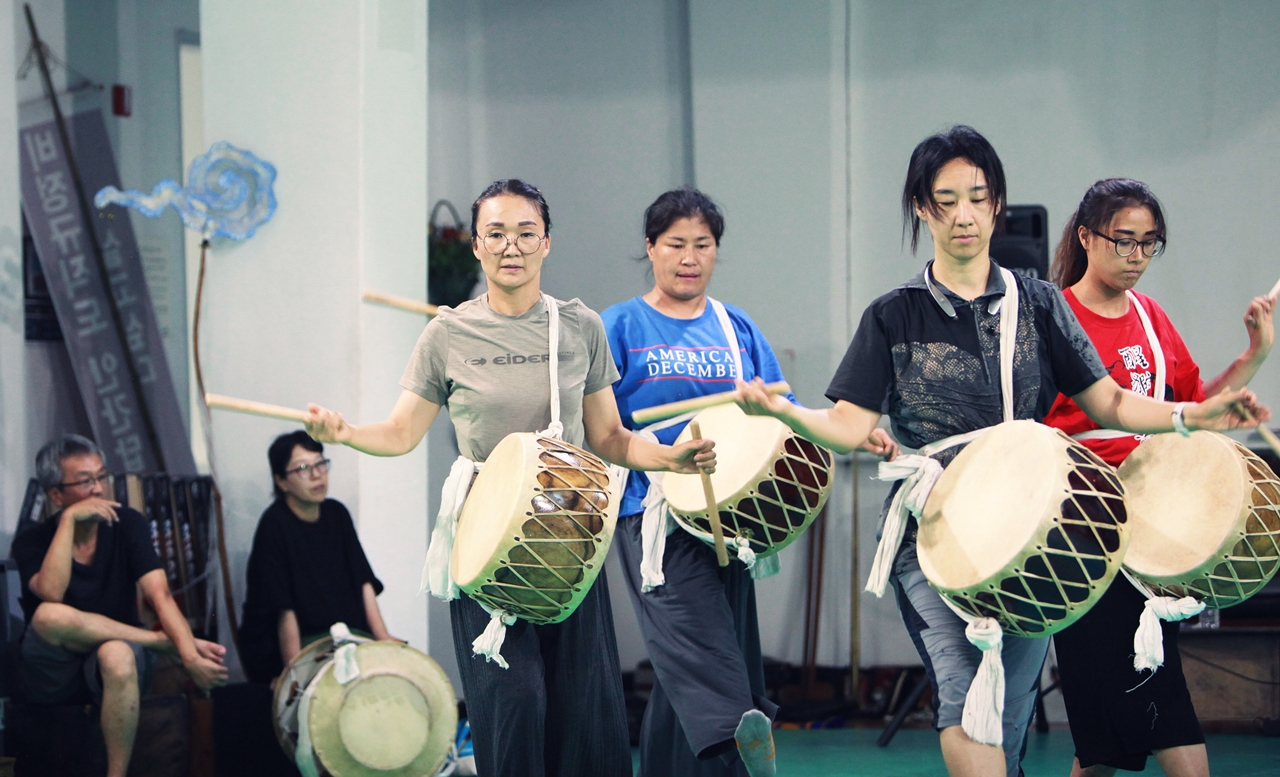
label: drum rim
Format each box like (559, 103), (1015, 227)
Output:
(452, 432), (539, 586)
(272, 632), (374, 759)
(1121, 432), (1280, 606)
(306, 641), (458, 777)
(919, 421), (1129, 637)
(661, 404), (790, 512)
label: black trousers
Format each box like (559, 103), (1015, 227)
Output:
(615, 515), (779, 777)
(450, 568), (631, 777)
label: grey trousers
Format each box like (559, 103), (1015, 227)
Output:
(450, 569), (631, 777)
(616, 514), (779, 777)
(892, 538), (1046, 777)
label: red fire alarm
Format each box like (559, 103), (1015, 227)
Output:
(112, 84), (131, 117)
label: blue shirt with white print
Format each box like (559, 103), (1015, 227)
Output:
(600, 296), (794, 518)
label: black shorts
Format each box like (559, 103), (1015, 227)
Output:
(19, 629), (156, 705)
(1053, 578), (1204, 771)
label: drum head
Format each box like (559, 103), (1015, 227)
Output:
(307, 643), (457, 777)
(453, 433), (535, 586)
(1119, 431), (1244, 579)
(920, 421), (1063, 589)
(273, 633), (372, 759)
(663, 404), (787, 513)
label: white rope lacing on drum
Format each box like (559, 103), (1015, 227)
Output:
(634, 298), (779, 591)
(1073, 290), (1166, 442)
(870, 266), (1019, 748)
(1121, 567), (1204, 679)
(471, 294), (563, 668)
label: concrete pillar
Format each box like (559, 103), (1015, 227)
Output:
(200, 0), (429, 663)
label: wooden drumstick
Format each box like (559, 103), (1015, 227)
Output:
(205, 393), (308, 423)
(362, 289), (439, 317)
(689, 421), (729, 567)
(1268, 277), (1280, 301)
(632, 381), (790, 425)
(1232, 400), (1280, 460)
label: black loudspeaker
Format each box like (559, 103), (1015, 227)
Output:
(990, 205), (1050, 282)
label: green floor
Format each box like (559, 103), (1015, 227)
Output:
(634, 730), (1280, 775)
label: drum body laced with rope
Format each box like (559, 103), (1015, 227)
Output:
(919, 420), (1129, 638)
(661, 403), (834, 557)
(1119, 430), (1280, 608)
(452, 433), (621, 624)
(273, 628), (457, 777)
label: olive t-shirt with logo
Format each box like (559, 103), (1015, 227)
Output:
(400, 295), (620, 462)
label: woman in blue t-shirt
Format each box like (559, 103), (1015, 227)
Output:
(602, 189), (894, 777)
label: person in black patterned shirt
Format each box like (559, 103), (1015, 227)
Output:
(735, 126), (1266, 777)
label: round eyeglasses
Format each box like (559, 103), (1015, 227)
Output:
(480, 231), (547, 255)
(1090, 229), (1166, 258)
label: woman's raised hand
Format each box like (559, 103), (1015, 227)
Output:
(305, 404), (352, 444)
(1187, 387), (1271, 431)
(1245, 295), (1276, 360)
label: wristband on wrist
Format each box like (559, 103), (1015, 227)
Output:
(1172, 402), (1192, 437)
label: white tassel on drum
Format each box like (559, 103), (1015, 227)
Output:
(961, 618), (1006, 747)
(750, 553), (781, 580)
(472, 608), (518, 669)
(867, 454), (943, 597)
(1123, 569), (1203, 674)
(733, 536), (757, 569)
(423, 456), (482, 600)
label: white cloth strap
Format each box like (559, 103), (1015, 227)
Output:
(635, 296), (774, 590)
(1072, 291), (1165, 443)
(421, 455), (483, 600)
(708, 297), (744, 380)
(1121, 568), (1204, 675)
(543, 293), (564, 438)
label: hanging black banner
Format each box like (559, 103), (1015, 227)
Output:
(19, 110), (195, 474)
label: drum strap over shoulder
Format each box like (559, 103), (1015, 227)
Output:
(420, 295), (568, 668)
(634, 297), (776, 593)
(1074, 290), (1167, 443)
(868, 266), (1019, 748)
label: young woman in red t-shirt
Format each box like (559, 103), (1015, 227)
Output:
(1044, 178), (1274, 777)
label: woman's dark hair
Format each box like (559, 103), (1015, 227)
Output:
(469, 179), (552, 237)
(643, 188), (725, 246)
(1051, 178), (1167, 289)
(269, 430), (323, 499)
(901, 125), (1007, 253)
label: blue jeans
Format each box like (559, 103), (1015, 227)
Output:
(892, 538), (1047, 776)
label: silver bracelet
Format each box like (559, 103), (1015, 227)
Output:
(1172, 402), (1191, 437)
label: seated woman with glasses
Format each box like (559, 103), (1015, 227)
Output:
(239, 430), (396, 685)
(1043, 178), (1274, 777)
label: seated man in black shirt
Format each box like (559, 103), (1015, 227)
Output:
(13, 435), (228, 777)
(239, 430), (394, 684)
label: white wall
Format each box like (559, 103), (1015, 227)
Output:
(200, 0), (428, 673)
(0, 0), (25, 548)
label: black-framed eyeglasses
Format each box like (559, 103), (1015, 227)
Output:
(55, 473), (112, 491)
(285, 459), (331, 478)
(1090, 229), (1166, 258)
(480, 231), (547, 255)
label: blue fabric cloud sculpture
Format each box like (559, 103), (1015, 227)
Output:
(95, 141), (277, 241)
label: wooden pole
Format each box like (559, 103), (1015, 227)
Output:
(362, 289), (438, 317)
(689, 421), (729, 567)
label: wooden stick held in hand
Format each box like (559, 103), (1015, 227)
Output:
(1233, 400), (1280, 461)
(205, 393), (308, 423)
(632, 381), (790, 425)
(689, 421), (730, 567)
